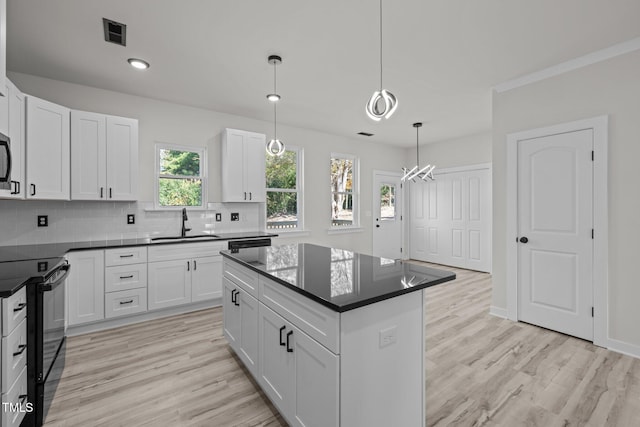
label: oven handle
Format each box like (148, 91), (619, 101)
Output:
(40, 263), (71, 292)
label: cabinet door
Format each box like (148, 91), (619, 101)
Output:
(258, 304), (294, 417)
(244, 132), (266, 202)
(290, 323), (339, 427)
(25, 96), (70, 200)
(222, 278), (240, 350)
(106, 115), (138, 200)
(191, 255), (222, 302)
(71, 110), (106, 200)
(0, 79), (7, 136)
(238, 291), (259, 377)
(221, 129), (247, 202)
(4, 80), (24, 199)
(147, 260), (191, 310)
(67, 250), (105, 325)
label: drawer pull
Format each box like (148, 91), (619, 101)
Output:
(13, 302), (27, 313)
(119, 299), (134, 305)
(119, 275), (134, 279)
(286, 331), (293, 353)
(119, 254), (134, 258)
(279, 326), (286, 346)
(13, 344), (27, 357)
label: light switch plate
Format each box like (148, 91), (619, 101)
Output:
(215, 213), (222, 222)
(127, 214), (135, 224)
(37, 215), (48, 227)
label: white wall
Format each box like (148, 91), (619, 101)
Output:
(405, 132), (492, 170)
(5, 72), (407, 254)
(492, 50), (640, 349)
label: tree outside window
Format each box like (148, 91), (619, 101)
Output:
(156, 144), (206, 208)
(266, 148), (302, 230)
(331, 154), (358, 227)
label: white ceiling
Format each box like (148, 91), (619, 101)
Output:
(6, 0), (640, 147)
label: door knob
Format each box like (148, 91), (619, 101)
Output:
(519, 237), (529, 243)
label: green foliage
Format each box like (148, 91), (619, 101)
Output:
(159, 178), (202, 207)
(266, 151), (297, 221)
(160, 149), (200, 176)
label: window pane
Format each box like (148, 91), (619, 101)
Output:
(160, 149), (200, 176)
(331, 192), (353, 226)
(159, 178), (202, 206)
(267, 192), (298, 229)
(330, 158), (353, 192)
(380, 184), (396, 220)
(266, 150), (297, 189)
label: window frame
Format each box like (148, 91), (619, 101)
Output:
(154, 143), (207, 210)
(330, 152), (359, 229)
(265, 146), (304, 232)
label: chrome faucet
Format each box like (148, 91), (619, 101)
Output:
(181, 208), (191, 237)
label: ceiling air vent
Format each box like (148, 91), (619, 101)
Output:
(357, 132), (374, 137)
(103, 18), (127, 46)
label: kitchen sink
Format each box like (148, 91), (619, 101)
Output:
(150, 234), (219, 242)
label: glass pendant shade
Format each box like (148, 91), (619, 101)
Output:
(365, 89), (398, 121)
(266, 138), (285, 156)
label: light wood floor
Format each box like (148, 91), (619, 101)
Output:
(45, 264), (640, 426)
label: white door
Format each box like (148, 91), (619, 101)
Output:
(26, 96), (70, 200)
(6, 80), (25, 199)
(222, 278), (240, 349)
(238, 291), (259, 377)
(191, 255), (222, 302)
(221, 129), (246, 202)
(372, 171), (403, 259)
(245, 132), (266, 202)
(517, 129), (593, 341)
(106, 115), (138, 200)
(67, 250), (105, 326)
(71, 110), (106, 200)
(147, 259), (191, 310)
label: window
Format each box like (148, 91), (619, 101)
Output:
(155, 144), (206, 208)
(266, 147), (303, 230)
(330, 154), (358, 227)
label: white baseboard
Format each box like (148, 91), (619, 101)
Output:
(67, 299), (221, 337)
(606, 337), (640, 360)
(489, 306), (508, 319)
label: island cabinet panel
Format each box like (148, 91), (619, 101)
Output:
(223, 276), (258, 378)
(223, 259), (259, 298)
(259, 276), (339, 354)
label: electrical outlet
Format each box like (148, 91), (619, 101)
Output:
(215, 213), (222, 222)
(379, 326), (397, 348)
(127, 214), (135, 224)
(37, 215), (48, 227)
(231, 212), (239, 221)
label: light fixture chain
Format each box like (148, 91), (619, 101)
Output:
(379, 0), (383, 90)
(416, 125), (420, 168)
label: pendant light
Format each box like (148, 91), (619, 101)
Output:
(266, 55), (285, 156)
(365, 0), (398, 121)
(402, 122), (435, 182)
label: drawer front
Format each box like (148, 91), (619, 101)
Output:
(2, 287), (27, 337)
(105, 247), (147, 266)
(224, 259), (259, 298)
(105, 263), (148, 292)
(148, 241), (225, 262)
(105, 288), (148, 319)
(259, 276), (339, 354)
(2, 317), (27, 391)
(1, 365), (28, 427)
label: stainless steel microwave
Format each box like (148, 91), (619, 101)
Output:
(0, 132), (10, 192)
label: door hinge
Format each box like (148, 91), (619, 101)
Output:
(592, 306), (594, 317)
(592, 151), (594, 161)
(592, 229), (594, 239)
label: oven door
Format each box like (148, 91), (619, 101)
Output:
(40, 264), (68, 378)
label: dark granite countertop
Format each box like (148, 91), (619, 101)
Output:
(0, 231), (277, 297)
(220, 243), (456, 312)
(0, 257), (65, 297)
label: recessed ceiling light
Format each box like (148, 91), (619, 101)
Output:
(127, 58), (150, 70)
(266, 93), (281, 102)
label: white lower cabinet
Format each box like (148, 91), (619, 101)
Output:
(147, 259), (191, 310)
(105, 288), (147, 318)
(191, 256), (222, 302)
(223, 277), (259, 377)
(67, 250), (105, 325)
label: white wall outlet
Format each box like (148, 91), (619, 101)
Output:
(379, 326), (397, 348)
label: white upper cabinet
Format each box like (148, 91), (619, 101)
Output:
(71, 111), (138, 201)
(25, 95), (70, 200)
(221, 128), (265, 202)
(0, 78), (7, 136)
(5, 80), (25, 199)
(0, 0), (6, 97)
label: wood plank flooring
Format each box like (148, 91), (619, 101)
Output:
(44, 263), (640, 426)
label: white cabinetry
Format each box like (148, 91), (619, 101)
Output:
(25, 95), (70, 200)
(0, 80), (25, 199)
(67, 250), (105, 325)
(71, 110), (138, 201)
(0, 0), (6, 97)
(148, 242), (224, 310)
(1, 287), (28, 427)
(0, 78), (7, 136)
(104, 247), (147, 318)
(221, 128), (266, 202)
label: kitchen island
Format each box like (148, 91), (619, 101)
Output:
(220, 243), (455, 427)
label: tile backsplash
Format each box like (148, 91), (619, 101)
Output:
(0, 200), (263, 246)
